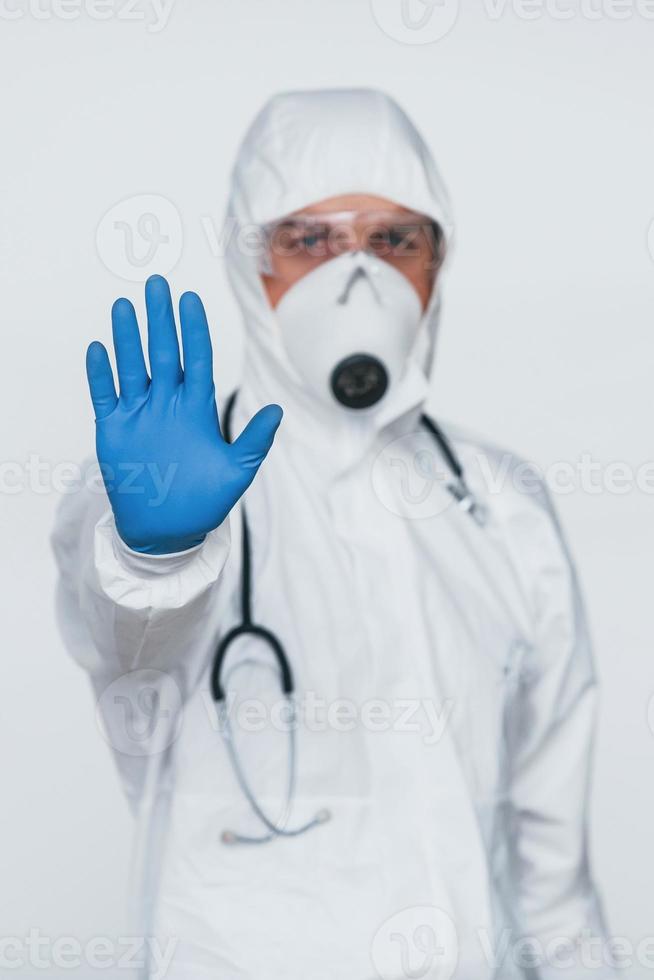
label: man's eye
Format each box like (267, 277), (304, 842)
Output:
(293, 229), (333, 255)
(388, 230), (408, 248)
(369, 229), (414, 252)
(301, 232), (326, 248)
(388, 228), (421, 250)
(273, 225), (329, 252)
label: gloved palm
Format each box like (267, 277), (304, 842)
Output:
(86, 275), (282, 555)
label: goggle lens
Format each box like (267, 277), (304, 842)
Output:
(261, 210), (444, 283)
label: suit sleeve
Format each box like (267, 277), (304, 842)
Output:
(503, 477), (621, 979)
(51, 471), (233, 806)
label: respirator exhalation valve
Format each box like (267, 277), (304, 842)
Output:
(330, 353), (389, 409)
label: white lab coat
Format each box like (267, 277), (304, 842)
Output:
(53, 89), (616, 980)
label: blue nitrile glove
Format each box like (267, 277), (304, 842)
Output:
(85, 275), (282, 555)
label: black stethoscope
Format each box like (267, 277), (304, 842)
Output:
(211, 391), (486, 846)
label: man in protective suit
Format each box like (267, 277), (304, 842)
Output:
(53, 89), (617, 980)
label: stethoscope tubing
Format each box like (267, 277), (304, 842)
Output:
(212, 391), (484, 844)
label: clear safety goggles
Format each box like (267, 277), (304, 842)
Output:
(258, 209), (445, 283)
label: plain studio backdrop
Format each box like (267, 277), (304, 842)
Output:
(1, 1), (653, 977)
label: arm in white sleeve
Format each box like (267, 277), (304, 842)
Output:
(51, 476), (233, 803)
(504, 480), (620, 979)
(52, 476), (231, 681)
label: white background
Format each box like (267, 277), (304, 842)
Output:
(1, 0), (653, 976)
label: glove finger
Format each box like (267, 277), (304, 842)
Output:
(145, 275), (183, 390)
(179, 291), (214, 398)
(86, 341), (118, 420)
(112, 297), (149, 401)
(231, 404), (283, 471)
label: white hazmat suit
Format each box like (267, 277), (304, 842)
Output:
(53, 89), (616, 980)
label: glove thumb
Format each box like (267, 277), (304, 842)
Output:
(231, 404), (283, 471)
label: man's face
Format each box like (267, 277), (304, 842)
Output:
(261, 194), (442, 311)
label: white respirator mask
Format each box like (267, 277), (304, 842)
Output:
(274, 251), (424, 410)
